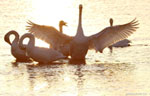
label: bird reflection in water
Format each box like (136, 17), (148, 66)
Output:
(75, 65), (84, 96)
(21, 61), (133, 96)
(69, 59), (86, 64)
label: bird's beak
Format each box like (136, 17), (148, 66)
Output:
(20, 45), (26, 50)
(64, 22), (67, 26)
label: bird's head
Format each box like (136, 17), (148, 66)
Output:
(4, 34), (11, 45)
(59, 20), (67, 26)
(79, 4), (83, 9)
(109, 18), (113, 26)
(4, 30), (17, 45)
(20, 45), (26, 50)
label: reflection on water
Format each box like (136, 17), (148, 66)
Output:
(1, 52), (150, 96)
(9, 62), (134, 96)
(1, 0), (150, 96)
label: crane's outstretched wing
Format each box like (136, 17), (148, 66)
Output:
(90, 18), (139, 53)
(26, 21), (72, 48)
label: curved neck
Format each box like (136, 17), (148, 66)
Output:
(5, 31), (19, 45)
(28, 34), (35, 47)
(19, 33), (35, 49)
(13, 32), (19, 43)
(59, 24), (63, 33)
(76, 5), (84, 37)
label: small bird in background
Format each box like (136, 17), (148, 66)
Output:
(108, 18), (131, 53)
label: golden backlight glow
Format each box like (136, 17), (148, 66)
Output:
(35, 39), (49, 48)
(31, 0), (75, 28)
(30, 0), (76, 47)
(22, 37), (49, 48)
(1, 0), (150, 96)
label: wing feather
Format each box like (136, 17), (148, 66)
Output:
(90, 18), (139, 52)
(26, 21), (72, 49)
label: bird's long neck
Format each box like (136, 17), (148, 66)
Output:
(79, 5), (82, 27)
(76, 4), (84, 37)
(59, 24), (63, 33)
(13, 32), (19, 44)
(19, 34), (35, 50)
(6, 31), (19, 45)
(28, 34), (35, 47)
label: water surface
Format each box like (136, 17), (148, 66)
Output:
(0, 0), (150, 96)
